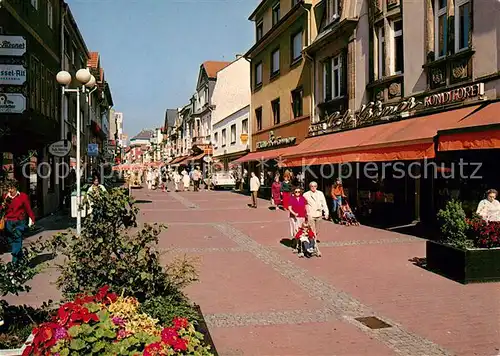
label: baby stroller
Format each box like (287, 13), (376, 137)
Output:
(339, 199), (360, 226)
(294, 223), (322, 258)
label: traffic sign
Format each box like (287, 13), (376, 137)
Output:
(87, 143), (99, 157)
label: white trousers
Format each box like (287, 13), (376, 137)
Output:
(289, 216), (305, 239)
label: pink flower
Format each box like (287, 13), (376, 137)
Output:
(172, 317), (189, 330)
(160, 327), (179, 345)
(54, 327), (67, 341)
(112, 316), (125, 327)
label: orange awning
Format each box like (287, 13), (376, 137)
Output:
(438, 101), (500, 151)
(189, 153), (205, 161)
(282, 105), (480, 167)
(170, 156), (188, 164)
(233, 146), (297, 164)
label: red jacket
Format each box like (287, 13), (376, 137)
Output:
(2, 192), (35, 222)
(295, 227), (315, 240)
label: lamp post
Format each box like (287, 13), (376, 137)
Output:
(56, 69), (96, 236)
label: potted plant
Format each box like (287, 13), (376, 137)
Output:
(426, 200), (500, 284)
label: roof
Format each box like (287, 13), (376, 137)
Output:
(88, 52), (99, 68)
(131, 129), (154, 141)
(202, 61), (231, 79)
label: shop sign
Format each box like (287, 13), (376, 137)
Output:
(0, 93), (26, 114)
(240, 133), (248, 144)
(48, 140), (72, 157)
(87, 143), (99, 157)
(424, 83), (484, 107)
(256, 131), (296, 149)
(0, 65), (27, 85)
(0, 35), (26, 56)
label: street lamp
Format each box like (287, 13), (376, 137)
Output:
(56, 69), (96, 236)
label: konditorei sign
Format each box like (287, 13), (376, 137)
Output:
(0, 35), (27, 56)
(309, 83), (485, 135)
(48, 140), (72, 157)
(0, 93), (26, 114)
(0, 64), (27, 85)
(256, 131), (296, 149)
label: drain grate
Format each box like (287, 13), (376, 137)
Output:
(354, 316), (392, 329)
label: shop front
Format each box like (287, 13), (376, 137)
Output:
(282, 83), (500, 227)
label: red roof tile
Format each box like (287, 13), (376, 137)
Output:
(202, 61), (231, 79)
(88, 52), (99, 68)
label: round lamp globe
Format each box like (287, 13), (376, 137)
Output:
(56, 71), (72, 86)
(85, 75), (96, 88)
(75, 69), (91, 85)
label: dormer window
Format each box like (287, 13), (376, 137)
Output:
(272, 2), (281, 26)
(327, 0), (340, 23)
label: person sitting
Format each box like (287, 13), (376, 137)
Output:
(476, 189), (500, 222)
(340, 200), (359, 226)
(294, 221), (318, 258)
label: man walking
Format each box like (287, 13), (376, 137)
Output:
(249, 172), (260, 208)
(192, 166), (201, 192)
(303, 181), (329, 242)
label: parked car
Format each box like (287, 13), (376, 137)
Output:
(205, 172), (235, 190)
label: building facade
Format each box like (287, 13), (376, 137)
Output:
(0, 0), (63, 216)
(281, 0), (500, 227)
(211, 56), (251, 170)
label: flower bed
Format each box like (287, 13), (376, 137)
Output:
(22, 286), (213, 355)
(426, 200), (500, 284)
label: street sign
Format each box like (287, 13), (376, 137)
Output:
(0, 35), (26, 56)
(87, 143), (99, 157)
(0, 64), (27, 85)
(48, 140), (72, 157)
(0, 93), (26, 114)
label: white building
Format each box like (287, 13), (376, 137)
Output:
(211, 56), (251, 170)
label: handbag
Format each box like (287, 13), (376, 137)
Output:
(0, 217), (5, 231)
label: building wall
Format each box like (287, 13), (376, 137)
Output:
(213, 106), (250, 158)
(253, 115), (310, 150)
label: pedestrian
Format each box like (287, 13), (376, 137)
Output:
(192, 166), (201, 192)
(303, 181), (329, 242)
(0, 179), (35, 263)
(330, 178), (347, 222)
(146, 169), (153, 190)
(270, 176), (282, 210)
(249, 172), (260, 208)
(173, 170), (181, 192)
(288, 187), (307, 248)
(181, 168), (190, 191)
(281, 171), (293, 210)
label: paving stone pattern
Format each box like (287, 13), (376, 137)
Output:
(212, 223), (452, 356)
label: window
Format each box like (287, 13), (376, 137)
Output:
(47, 1), (53, 28)
(323, 54), (343, 101)
(327, 0), (339, 22)
(31, 0), (38, 9)
(393, 20), (403, 74)
(272, 98), (280, 125)
(214, 132), (218, 147)
(255, 107), (262, 131)
(256, 20), (263, 41)
(291, 88), (303, 118)
(272, 2), (280, 26)
(254, 62), (263, 86)
(291, 30), (303, 63)
(242, 118), (248, 134)
(434, 0), (447, 58)
(230, 124), (236, 144)
(271, 48), (280, 76)
(221, 128), (227, 146)
(376, 25), (386, 79)
(456, 0), (470, 52)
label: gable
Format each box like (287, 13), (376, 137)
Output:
(196, 66), (209, 90)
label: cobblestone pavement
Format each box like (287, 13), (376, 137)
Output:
(4, 187), (500, 355)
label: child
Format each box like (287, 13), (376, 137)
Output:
(294, 221), (320, 257)
(340, 200), (359, 226)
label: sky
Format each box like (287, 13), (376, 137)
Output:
(66, 0), (257, 139)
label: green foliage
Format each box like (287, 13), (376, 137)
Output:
(0, 249), (39, 297)
(140, 294), (200, 327)
(437, 200), (473, 249)
(35, 188), (197, 303)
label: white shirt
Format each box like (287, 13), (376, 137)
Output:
(476, 199), (500, 222)
(303, 190), (329, 219)
(250, 176), (260, 192)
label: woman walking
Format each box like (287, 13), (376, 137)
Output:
(288, 187), (307, 245)
(281, 172), (293, 210)
(1, 179), (35, 263)
(271, 176), (282, 210)
(181, 168), (190, 191)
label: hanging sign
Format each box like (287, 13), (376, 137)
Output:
(87, 143), (99, 157)
(0, 64), (27, 85)
(48, 140), (72, 157)
(0, 35), (26, 56)
(0, 93), (26, 114)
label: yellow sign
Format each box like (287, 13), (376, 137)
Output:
(240, 133), (248, 144)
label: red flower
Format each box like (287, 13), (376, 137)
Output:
(143, 342), (163, 356)
(172, 317), (189, 330)
(173, 338), (188, 352)
(160, 327), (179, 345)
